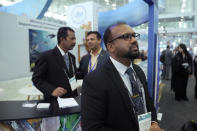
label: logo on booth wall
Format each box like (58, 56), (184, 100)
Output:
(71, 6), (87, 24)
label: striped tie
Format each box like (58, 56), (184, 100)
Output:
(64, 54), (69, 68)
(126, 67), (145, 115)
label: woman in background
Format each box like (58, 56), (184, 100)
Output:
(171, 43), (193, 101)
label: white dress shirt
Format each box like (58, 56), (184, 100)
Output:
(110, 56), (135, 95)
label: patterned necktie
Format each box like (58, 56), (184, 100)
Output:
(64, 54), (70, 69)
(125, 67), (145, 115)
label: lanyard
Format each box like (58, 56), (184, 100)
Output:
(88, 56), (98, 72)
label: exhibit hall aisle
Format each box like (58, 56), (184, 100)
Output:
(159, 75), (197, 131)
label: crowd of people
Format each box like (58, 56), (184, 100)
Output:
(160, 43), (197, 101)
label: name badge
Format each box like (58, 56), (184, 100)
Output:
(69, 76), (77, 91)
(138, 112), (151, 131)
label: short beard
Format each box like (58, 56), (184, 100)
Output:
(124, 51), (139, 60)
(124, 44), (139, 60)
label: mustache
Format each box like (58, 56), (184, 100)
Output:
(132, 41), (138, 47)
(129, 41), (139, 50)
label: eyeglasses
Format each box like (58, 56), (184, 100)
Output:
(109, 33), (140, 43)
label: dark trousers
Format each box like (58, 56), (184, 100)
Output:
(162, 64), (171, 79)
(174, 74), (189, 99)
(195, 74), (197, 98)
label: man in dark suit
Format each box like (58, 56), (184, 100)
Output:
(81, 23), (162, 131)
(32, 27), (78, 100)
(78, 31), (108, 79)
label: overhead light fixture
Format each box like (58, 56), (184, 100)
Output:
(105, 0), (109, 2)
(183, 23), (187, 28)
(182, 3), (186, 8)
(181, 8), (184, 12)
(44, 12), (67, 21)
(112, 4), (116, 7)
(0, 0), (22, 6)
(179, 22), (183, 28)
(64, 5), (67, 9)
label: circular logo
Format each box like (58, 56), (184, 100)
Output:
(71, 6), (87, 24)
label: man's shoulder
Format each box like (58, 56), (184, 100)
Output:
(101, 49), (109, 55)
(85, 60), (109, 78)
(80, 53), (90, 61)
(40, 48), (54, 57)
(133, 64), (145, 76)
(68, 52), (76, 58)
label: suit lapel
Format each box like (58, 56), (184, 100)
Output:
(97, 50), (105, 67)
(86, 54), (91, 73)
(53, 46), (66, 69)
(104, 58), (138, 123)
(52, 46), (71, 78)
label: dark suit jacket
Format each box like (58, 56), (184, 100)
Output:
(81, 58), (157, 131)
(78, 49), (109, 79)
(32, 46), (78, 100)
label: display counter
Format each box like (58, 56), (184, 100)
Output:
(0, 96), (81, 130)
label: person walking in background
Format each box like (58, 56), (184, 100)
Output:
(32, 27), (78, 100)
(171, 46), (179, 91)
(194, 55), (197, 99)
(139, 49), (147, 61)
(160, 45), (173, 80)
(78, 31), (108, 79)
(172, 43), (193, 101)
(81, 22), (162, 131)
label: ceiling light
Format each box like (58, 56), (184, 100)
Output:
(183, 23), (187, 28)
(112, 4), (116, 7)
(44, 12), (67, 21)
(179, 22), (183, 28)
(181, 9), (184, 12)
(64, 5), (67, 9)
(182, 3), (186, 8)
(0, 0), (22, 6)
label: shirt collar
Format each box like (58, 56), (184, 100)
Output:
(90, 47), (102, 56)
(57, 45), (68, 56)
(110, 56), (134, 75)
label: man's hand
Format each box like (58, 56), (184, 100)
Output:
(149, 122), (164, 131)
(52, 87), (67, 97)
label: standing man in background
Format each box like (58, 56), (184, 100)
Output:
(81, 22), (162, 131)
(32, 27), (78, 100)
(161, 45), (173, 80)
(78, 31), (108, 79)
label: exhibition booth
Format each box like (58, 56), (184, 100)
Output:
(0, 0), (160, 130)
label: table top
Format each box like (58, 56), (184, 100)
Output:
(0, 96), (81, 121)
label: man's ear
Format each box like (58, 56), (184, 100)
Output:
(107, 43), (114, 53)
(60, 37), (64, 43)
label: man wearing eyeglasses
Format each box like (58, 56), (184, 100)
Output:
(81, 22), (162, 131)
